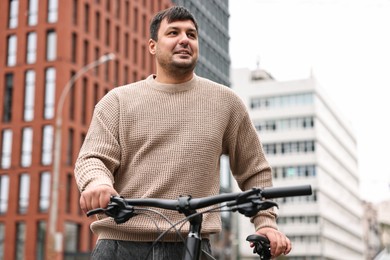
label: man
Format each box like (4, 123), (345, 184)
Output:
(75, 6), (291, 259)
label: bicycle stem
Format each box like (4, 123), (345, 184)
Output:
(178, 196), (203, 260)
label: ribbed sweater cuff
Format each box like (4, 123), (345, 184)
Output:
(252, 212), (278, 231)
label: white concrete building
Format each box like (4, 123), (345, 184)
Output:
(231, 68), (365, 260)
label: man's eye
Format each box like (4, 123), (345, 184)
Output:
(168, 31), (178, 35)
(187, 33), (197, 39)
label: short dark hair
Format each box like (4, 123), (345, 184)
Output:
(150, 6), (198, 41)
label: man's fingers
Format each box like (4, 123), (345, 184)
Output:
(79, 185), (118, 214)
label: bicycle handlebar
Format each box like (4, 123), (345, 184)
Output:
(87, 185), (312, 217)
(86, 185), (312, 260)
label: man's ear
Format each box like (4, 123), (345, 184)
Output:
(148, 39), (156, 55)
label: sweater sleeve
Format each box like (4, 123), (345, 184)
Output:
(74, 91), (121, 192)
(224, 105), (278, 231)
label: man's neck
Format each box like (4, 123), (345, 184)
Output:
(154, 68), (194, 84)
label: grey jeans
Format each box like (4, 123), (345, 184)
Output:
(91, 239), (213, 260)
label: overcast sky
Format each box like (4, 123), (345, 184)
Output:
(229, 0), (390, 202)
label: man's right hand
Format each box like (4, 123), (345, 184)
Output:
(79, 185), (118, 214)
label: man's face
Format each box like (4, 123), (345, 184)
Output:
(149, 18), (199, 73)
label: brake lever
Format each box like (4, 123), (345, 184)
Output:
(235, 200), (277, 217)
(86, 196), (137, 224)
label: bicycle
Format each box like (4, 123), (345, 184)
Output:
(87, 184), (312, 260)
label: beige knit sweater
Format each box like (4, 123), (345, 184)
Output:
(74, 74), (277, 242)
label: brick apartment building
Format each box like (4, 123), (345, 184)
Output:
(0, 0), (230, 259)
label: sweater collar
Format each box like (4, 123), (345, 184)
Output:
(146, 74), (197, 93)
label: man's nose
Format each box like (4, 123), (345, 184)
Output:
(178, 33), (190, 45)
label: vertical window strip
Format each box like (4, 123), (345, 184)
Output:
(1, 129), (13, 169)
(36, 221), (47, 259)
(15, 222), (26, 260)
(66, 128), (74, 165)
(81, 77), (87, 124)
(18, 174), (30, 214)
(24, 70), (36, 121)
(84, 3), (89, 32)
(21, 127), (33, 167)
(0, 175), (10, 214)
(41, 125), (54, 165)
(44, 67), (56, 119)
(26, 32), (37, 64)
(7, 35), (17, 67)
(8, 0), (19, 29)
(72, 0), (78, 25)
(46, 30), (57, 61)
(39, 172), (51, 212)
(3, 73), (14, 122)
(71, 33), (77, 63)
(47, 0), (58, 23)
(27, 0), (38, 26)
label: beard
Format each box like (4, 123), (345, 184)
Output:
(156, 49), (198, 76)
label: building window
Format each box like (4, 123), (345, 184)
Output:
(66, 128), (74, 165)
(133, 8), (138, 32)
(18, 173), (30, 214)
(1, 130), (12, 169)
(41, 125), (54, 165)
(114, 60), (119, 86)
(124, 33), (129, 58)
(69, 71), (76, 120)
(250, 92), (314, 110)
(47, 0), (58, 23)
(66, 174), (72, 213)
(115, 0), (120, 18)
(133, 39), (138, 64)
(8, 0), (19, 28)
(263, 140), (315, 155)
(21, 127), (33, 167)
(64, 222), (80, 255)
(3, 73), (14, 123)
(104, 61), (109, 82)
(7, 35), (17, 66)
(39, 172), (51, 212)
(36, 221), (46, 260)
(72, 0), (78, 25)
(142, 45), (146, 69)
(0, 223), (5, 256)
(15, 222), (26, 260)
(94, 47), (100, 75)
(115, 26), (120, 52)
(83, 40), (89, 65)
(26, 32), (37, 64)
(81, 77), (87, 124)
(71, 32), (77, 63)
(253, 116), (315, 133)
(95, 11), (100, 39)
(27, 0), (38, 26)
(46, 30), (57, 61)
(142, 14), (147, 37)
(105, 19), (110, 46)
(124, 65), (128, 85)
(84, 3), (89, 32)
(0, 175), (10, 214)
(93, 83), (99, 105)
(125, 1), (129, 25)
(44, 67), (56, 119)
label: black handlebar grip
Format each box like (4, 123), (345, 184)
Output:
(261, 185), (312, 199)
(246, 234), (271, 260)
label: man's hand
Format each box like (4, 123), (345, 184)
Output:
(256, 227), (291, 258)
(79, 185), (118, 214)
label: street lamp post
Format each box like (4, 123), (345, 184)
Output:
(47, 53), (115, 259)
